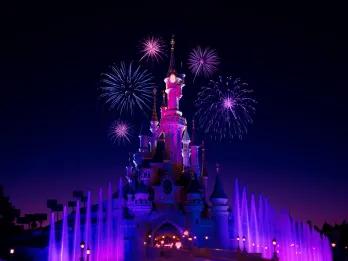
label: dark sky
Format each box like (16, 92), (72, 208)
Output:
(0, 2), (347, 226)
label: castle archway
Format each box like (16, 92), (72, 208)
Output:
(151, 221), (183, 249)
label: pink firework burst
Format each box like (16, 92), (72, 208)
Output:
(109, 121), (132, 144)
(139, 36), (165, 62)
(188, 46), (219, 80)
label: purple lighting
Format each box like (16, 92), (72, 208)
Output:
(233, 179), (332, 260)
(188, 46), (219, 80)
(48, 185), (125, 261)
(223, 96), (235, 110)
(195, 76), (256, 141)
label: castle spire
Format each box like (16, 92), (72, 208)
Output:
(210, 163), (227, 199)
(151, 88), (158, 122)
(191, 120), (196, 145)
(201, 140), (208, 177)
(168, 34), (176, 75)
(161, 90), (167, 107)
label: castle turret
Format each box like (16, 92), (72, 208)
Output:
(190, 121), (200, 175)
(210, 164), (229, 249)
(201, 141), (208, 202)
(182, 127), (191, 171)
(150, 88), (159, 153)
(184, 173), (203, 230)
(125, 153), (133, 177)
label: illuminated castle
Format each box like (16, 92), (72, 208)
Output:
(45, 37), (332, 261)
(123, 36), (231, 251)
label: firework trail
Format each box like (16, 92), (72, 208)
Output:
(194, 76), (256, 141)
(139, 36), (165, 62)
(100, 61), (154, 116)
(108, 120), (132, 144)
(188, 46), (219, 81)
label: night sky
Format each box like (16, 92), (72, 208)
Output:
(1, 2), (347, 226)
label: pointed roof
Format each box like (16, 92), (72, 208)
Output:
(201, 141), (208, 177)
(167, 34), (176, 75)
(191, 120), (196, 145)
(182, 128), (190, 143)
(161, 90), (167, 107)
(151, 88), (158, 122)
(210, 164), (227, 199)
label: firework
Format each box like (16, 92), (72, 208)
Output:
(109, 121), (132, 144)
(100, 61), (154, 116)
(139, 36), (165, 62)
(188, 46), (219, 81)
(194, 76), (256, 140)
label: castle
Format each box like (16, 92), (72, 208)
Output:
(121, 36), (231, 254)
(44, 37), (332, 261)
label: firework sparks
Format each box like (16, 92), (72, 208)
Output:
(188, 46), (219, 81)
(139, 36), (165, 62)
(99, 61), (154, 116)
(194, 76), (256, 141)
(109, 121), (132, 144)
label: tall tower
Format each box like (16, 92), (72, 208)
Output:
(210, 164), (229, 249)
(159, 35), (186, 167)
(190, 120), (200, 175)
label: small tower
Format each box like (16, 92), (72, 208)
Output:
(125, 153), (133, 178)
(210, 164), (229, 249)
(190, 120), (200, 175)
(184, 173), (203, 230)
(182, 127), (191, 171)
(200, 141), (208, 202)
(150, 88), (159, 154)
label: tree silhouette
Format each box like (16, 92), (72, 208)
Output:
(0, 185), (23, 259)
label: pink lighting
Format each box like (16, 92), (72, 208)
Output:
(140, 36), (164, 62)
(169, 73), (176, 83)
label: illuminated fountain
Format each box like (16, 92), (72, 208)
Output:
(233, 179), (332, 260)
(48, 183), (124, 261)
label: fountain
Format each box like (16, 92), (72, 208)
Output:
(48, 212), (57, 261)
(72, 201), (81, 261)
(232, 179), (332, 260)
(48, 182), (124, 261)
(47, 177), (331, 261)
(60, 206), (69, 261)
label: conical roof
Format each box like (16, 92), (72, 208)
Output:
(210, 165), (227, 199)
(182, 128), (190, 143)
(167, 35), (176, 75)
(151, 88), (158, 122)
